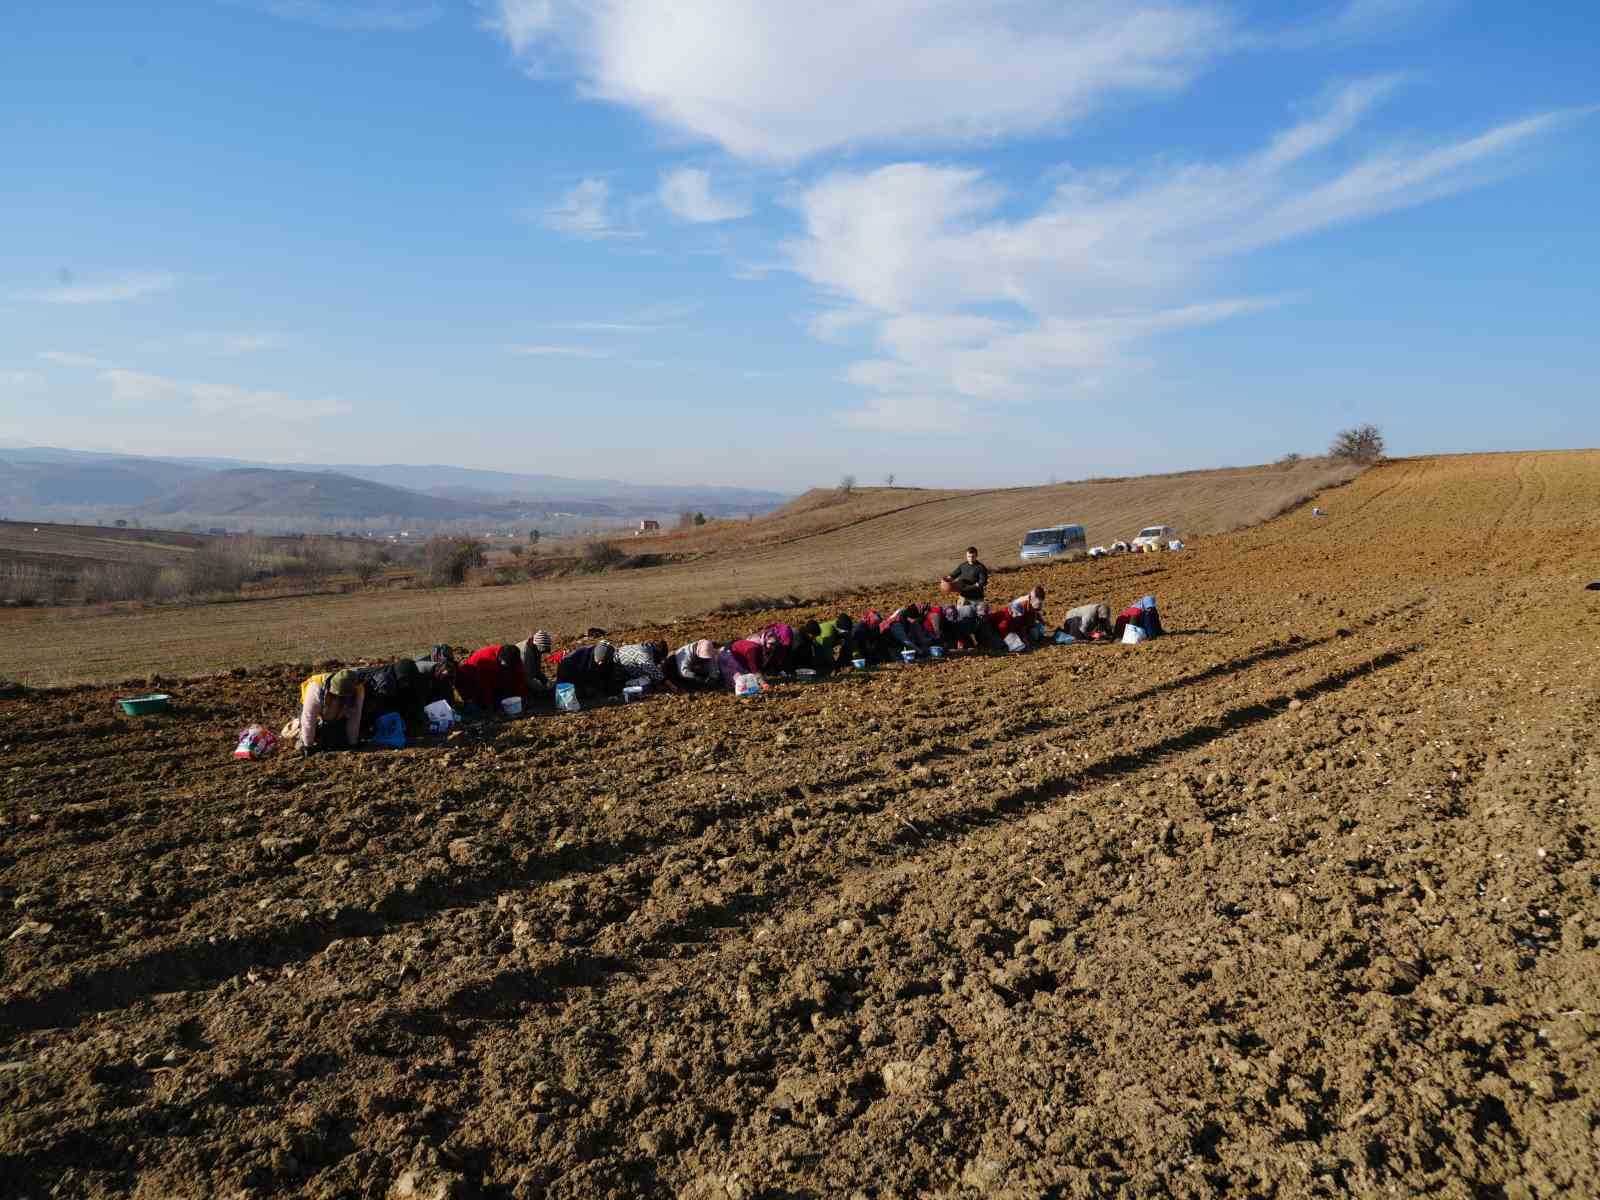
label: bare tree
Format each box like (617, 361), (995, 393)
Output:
(1329, 425), (1385, 464)
(884, 473), (896, 487)
(838, 474), (856, 497)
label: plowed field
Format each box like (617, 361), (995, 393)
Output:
(0, 457), (1357, 686)
(3, 451), (1598, 1199)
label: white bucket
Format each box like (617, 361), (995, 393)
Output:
(500, 696), (523, 716)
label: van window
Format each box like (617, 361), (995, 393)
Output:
(1022, 529), (1061, 546)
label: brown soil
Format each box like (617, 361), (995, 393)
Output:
(2, 450), (1598, 1198)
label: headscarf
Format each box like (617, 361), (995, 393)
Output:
(693, 638), (716, 660)
(327, 668), (360, 697)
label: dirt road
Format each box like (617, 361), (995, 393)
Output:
(2, 451), (1598, 1197)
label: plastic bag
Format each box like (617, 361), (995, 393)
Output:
(554, 683), (580, 712)
(233, 724), (278, 760)
(1004, 632), (1027, 653)
(734, 673), (763, 697)
(1122, 624), (1148, 644)
(369, 712), (406, 749)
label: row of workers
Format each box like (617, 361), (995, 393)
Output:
(293, 590), (1162, 752)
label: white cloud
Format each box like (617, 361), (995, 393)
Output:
(512, 344), (611, 358)
(100, 369), (348, 419)
(543, 178), (635, 239)
(12, 273), (176, 305)
(488, 0), (1234, 161)
(783, 84), (1583, 428)
(659, 168), (750, 222)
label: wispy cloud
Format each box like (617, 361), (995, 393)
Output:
(244, 0), (442, 31)
(39, 350), (117, 369)
(783, 83), (1587, 429)
(12, 272), (176, 305)
(543, 178), (638, 240)
(100, 368), (348, 419)
(160, 331), (286, 356)
(482, 0), (554, 55)
(38, 351), (346, 419)
(659, 167), (751, 222)
(511, 344), (612, 358)
(553, 297), (702, 335)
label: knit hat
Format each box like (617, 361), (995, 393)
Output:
(692, 638), (716, 660)
(531, 629), (552, 653)
(327, 668), (359, 697)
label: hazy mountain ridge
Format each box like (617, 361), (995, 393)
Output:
(0, 447), (790, 528)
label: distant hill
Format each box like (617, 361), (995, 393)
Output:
(0, 456), (209, 508)
(137, 468), (494, 521)
(0, 446), (790, 527)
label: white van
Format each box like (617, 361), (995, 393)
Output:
(1130, 524), (1176, 552)
(1019, 524), (1088, 562)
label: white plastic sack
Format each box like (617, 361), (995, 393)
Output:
(734, 672), (763, 697)
(424, 699), (458, 724)
(1004, 632), (1026, 653)
(1122, 624), (1148, 644)
(554, 683), (580, 713)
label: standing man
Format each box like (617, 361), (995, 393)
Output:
(944, 546), (989, 602)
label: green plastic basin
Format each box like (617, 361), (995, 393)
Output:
(117, 693), (171, 716)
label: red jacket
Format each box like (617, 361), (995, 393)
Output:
(987, 607), (1026, 640)
(456, 645), (528, 709)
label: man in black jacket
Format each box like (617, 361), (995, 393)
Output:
(944, 546), (989, 601)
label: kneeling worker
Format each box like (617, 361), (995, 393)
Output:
(298, 668), (364, 753)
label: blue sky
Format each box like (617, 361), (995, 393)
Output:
(2, 1), (1596, 489)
